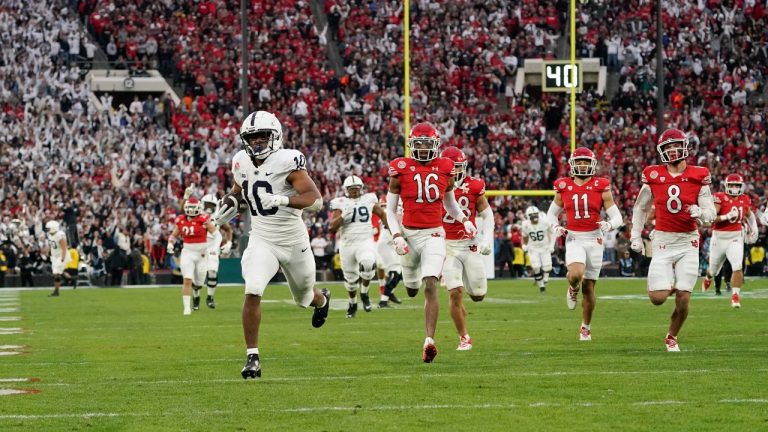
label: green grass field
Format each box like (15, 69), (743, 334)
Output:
(1, 278), (767, 431)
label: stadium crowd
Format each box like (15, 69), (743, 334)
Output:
(0, 0), (766, 285)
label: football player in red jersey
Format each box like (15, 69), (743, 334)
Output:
(440, 147), (494, 351)
(167, 197), (217, 315)
(546, 147), (623, 342)
(701, 174), (757, 308)
(387, 123), (477, 363)
(373, 195), (403, 308)
(630, 128), (716, 351)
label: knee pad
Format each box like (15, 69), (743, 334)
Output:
(359, 259), (376, 281)
(206, 270), (218, 288)
(344, 279), (359, 292)
(533, 270), (544, 281)
(192, 284), (202, 292)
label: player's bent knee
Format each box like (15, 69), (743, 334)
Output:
(470, 295), (485, 302)
(344, 279), (359, 292)
(406, 287), (419, 297)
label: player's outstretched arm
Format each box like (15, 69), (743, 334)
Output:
(745, 208), (759, 244)
(601, 190), (623, 232)
(386, 177), (402, 237)
(546, 192), (566, 236)
(167, 226), (180, 254)
(214, 183), (242, 226)
(58, 237), (68, 261)
(476, 195), (493, 254)
(329, 210), (344, 233)
(630, 184), (652, 241)
(372, 204), (389, 231)
(285, 170), (323, 211)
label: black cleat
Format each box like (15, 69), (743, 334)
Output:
(241, 354), (261, 379)
(48, 291), (59, 297)
(312, 289), (331, 328)
(360, 293), (372, 312)
(539, 286), (546, 294)
(192, 296), (200, 311)
(715, 289), (722, 296)
(206, 295), (216, 309)
(346, 303), (358, 318)
(378, 300), (391, 308)
(389, 293), (402, 304)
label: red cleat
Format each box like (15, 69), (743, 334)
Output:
(702, 278), (711, 293)
(422, 343), (438, 363)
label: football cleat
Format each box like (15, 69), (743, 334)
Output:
(206, 295), (216, 309)
(422, 343), (438, 363)
(241, 354), (262, 379)
(311, 289), (331, 328)
(731, 293), (741, 308)
(665, 334), (680, 352)
(579, 326), (592, 341)
(378, 300), (391, 308)
(48, 291), (59, 297)
(702, 278), (711, 293)
(715, 288), (722, 296)
(389, 293), (402, 304)
(539, 286), (546, 294)
(456, 335), (473, 351)
(566, 286), (579, 310)
(183, 309), (192, 316)
(360, 293), (372, 312)
(192, 296), (200, 311)
(346, 303), (358, 318)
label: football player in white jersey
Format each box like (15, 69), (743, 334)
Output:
(330, 175), (389, 318)
(46, 221), (71, 297)
(521, 206), (555, 293)
(374, 195), (403, 308)
(200, 194), (233, 309)
(213, 110), (330, 380)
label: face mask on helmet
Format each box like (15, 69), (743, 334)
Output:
(241, 130), (278, 159)
(453, 161), (467, 185)
(410, 137), (439, 162)
(725, 181), (744, 196)
(658, 140), (688, 163)
(184, 201), (201, 217)
(569, 157), (597, 177)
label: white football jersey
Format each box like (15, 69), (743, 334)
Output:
(331, 193), (377, 245)
(47, 230), (67, 258)
(232, 148), (310, 246)
(522, 214), (551, 250)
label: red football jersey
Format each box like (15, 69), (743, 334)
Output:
(372, 213), (381, 242)
(389, 157), (455, 229)
(641, 164), (711, 233)
(174, 214), (210, 244)
(442, 176), (486, 240)
(712, 192), (751, 232)
(554, 176), (611, 232)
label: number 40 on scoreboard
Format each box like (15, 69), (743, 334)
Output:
(542, 60), (583, 93)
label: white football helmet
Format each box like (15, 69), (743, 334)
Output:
(525, 206), (540, 221)
(239, 111), (283, 159)
(184, 197), (202, 217)
(342, 175), (364, 198)
(45, 220), (60, 235)
(201, 194), (218, 215)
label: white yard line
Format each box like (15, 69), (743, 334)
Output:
(0, 410), (232, 419)
(0, 317), (20, 321)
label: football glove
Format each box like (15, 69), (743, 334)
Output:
(462, 220), (478, 239)
(725, 206), (739, 221)
(630, 237), (644, 254)
(522, 243), (529, 253)
(553, 225), (568, 237)
(260, 192), (290, 209)
(220, 240), (232, 256)
(597, 221), (612, 233)
(479, 241), (492, 255)
(214, 195), (239, 225)
(688, 205), (702, 219)
(393, 235), (409, 255)
(341, 206), (355, 223)
(167, 242), (175, 254)
(183, 184), (195, 200)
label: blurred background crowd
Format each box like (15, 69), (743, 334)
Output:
(0, 0), (766, 286)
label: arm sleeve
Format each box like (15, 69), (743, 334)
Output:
(747, 211), (758, 234)
(477, 206), (494, 243)
(386, 192), (402, 235)
(605, 204), (623, 230)
(698, 185), (716, 224)
(546, 201), (563, 227)
(630, 184), (653, 240)
(443, 190), (466, 222)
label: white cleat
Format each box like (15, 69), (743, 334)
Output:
(731, 293), (741, 308)
(456, 335), (473, 351)
(579, 326), (591, 341)
(665, 334), (680, 352)
(183, 309), (192, 316)
(566, 286), (578, 310)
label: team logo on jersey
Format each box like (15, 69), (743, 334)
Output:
(649, 170), (658, 179)
(397, 161), (406, 169)
(558, 181), (566, 189)
(691, 239), (699, 248)
(660, 177), (665, 182)
(432, 167), (439, 171)
(410, 166), (416, 172)
(567, 186), (572, 191)
(596, 238), (603, 245)
(469, 245), (478, 252)
(431, 232), (442, 238)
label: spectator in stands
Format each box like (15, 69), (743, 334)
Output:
(18, 248), (36, 288)
(619, 250), (635, 277)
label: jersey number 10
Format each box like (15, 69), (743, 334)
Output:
(243, 180), (279, 217)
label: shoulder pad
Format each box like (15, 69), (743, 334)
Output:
(330, 197), (346, 210)
(389, 158), (408, 177)
(272, 149), (307, 173)
(553, 177), (570, 192)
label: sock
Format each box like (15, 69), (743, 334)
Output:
(318, 296), (327, 308)
(246, 348), (259, 356)
(461, 334), (470, 340)
(424, 337), (435, 346)
(361, 284), (370, 294)
(543, 273), (549, 284)
(582, 322), (591, 330)
(537, 280), (545, 288)
(380, 295), (389, 301)
(349, 298), (356, 305)
(732, 287), (740, 295)
(183, 295), (191, 310)
(207, 287), (216, 297)
(192, 288), (200, 298)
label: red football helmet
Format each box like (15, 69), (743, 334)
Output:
(724, 173), (744, 196)
(184, 197), (202, 217)
(657, 128), (689, 163)
(440, 146), (467, 185)
(408, 122), (440, 162)
(568, 147), (597, 177)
